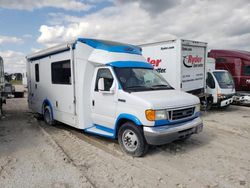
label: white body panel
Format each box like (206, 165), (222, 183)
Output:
(140, 39), (207, 93)
(26, 38), (201, 140)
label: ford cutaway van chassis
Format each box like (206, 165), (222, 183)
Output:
(26, 38), (203, 156)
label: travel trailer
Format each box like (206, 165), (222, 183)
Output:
(26, 38), (203, 156)
(206, 58), (235, 107)
(140, 39), (213, 109)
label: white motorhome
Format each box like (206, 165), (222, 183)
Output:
(206, 58), (235, 107)
(26, 38), (203, 156)
(140, 39), (213, 108)
(0, 56), (5, 115)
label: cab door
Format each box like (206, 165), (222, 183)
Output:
(206, 72), (217, 103)
(91, 67), (118, 130)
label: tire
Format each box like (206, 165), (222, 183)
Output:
(118, 122), (148, 157)
(43, 106), (54, 125)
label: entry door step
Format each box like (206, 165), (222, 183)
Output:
(85, 125), (115, 138)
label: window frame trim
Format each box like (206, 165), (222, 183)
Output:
(94, 66), (116, 92)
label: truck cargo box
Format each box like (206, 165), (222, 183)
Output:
(140, 39), (211, 106)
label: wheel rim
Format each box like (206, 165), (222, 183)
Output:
(44, 110), (51, 124)
(122, 129), (139, 152)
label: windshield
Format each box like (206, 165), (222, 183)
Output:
(113, 67), (173, 92)
(213, 71), (234, 89)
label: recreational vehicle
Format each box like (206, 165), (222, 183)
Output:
(26, 38), (203, 156)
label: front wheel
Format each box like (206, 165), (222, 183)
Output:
(118, 122), (148, 157)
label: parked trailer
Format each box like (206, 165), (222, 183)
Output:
(208, 49), (250, 104)
(26, 38), (203, 156)
(0, 56), (5, 116)
(206, 58), (235, 107)
(140, 39), (213, 109)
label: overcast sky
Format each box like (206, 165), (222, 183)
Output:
(0, 0), (249, 73)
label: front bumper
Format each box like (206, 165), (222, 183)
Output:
(219, 97), (233, 107)
(143, 117), (203, 145)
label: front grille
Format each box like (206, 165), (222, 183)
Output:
(168, 107), (195, 121)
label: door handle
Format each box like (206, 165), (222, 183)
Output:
(92, 100), (95, 106)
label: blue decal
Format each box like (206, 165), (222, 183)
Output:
(42, 99), (54, 119)
(108, 61), (153, 69)
(95, 124), (115, 134)
(115, 114), (142, 127)
(77, 38), (142, 55)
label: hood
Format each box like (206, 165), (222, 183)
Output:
(130, 89), (200, 109)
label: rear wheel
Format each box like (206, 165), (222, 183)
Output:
(44, 106), (54, 125)
(118, 122), (148, 157)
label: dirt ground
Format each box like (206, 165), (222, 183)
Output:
(0, 97), (249, 188)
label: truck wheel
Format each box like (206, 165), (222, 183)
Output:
(118, 122), (148, 157)
(44, 106), (54, 125)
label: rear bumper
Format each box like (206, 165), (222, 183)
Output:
(143, 117), (203, 145)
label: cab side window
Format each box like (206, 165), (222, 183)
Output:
(243, 65), (250, 76)
(206, 72), (215, 89)
(95, 68), (114, 91)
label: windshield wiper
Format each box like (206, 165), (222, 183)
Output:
(124, 85), (154, 91)
(150, 84), (173, 89)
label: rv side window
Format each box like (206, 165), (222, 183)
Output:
(243, 65), (250, 76)
(95, 68), (114, 91)
(206, 72), (215, 89)
(51, 60), (71, 85)
(35, 64), (39, 82)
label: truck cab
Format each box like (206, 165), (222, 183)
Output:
(208, 49), (250, 91)
(206, 58), (235, 107)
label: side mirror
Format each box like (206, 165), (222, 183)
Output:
(98, 78), (115, 94)
(98, 78), (105, 91)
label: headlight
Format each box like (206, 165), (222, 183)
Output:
(217, 93), (226, 99)
(145, 109), (167, 121)
(195, 104), (200, 112)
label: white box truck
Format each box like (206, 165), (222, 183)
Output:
(0, 56), (5, 116)
(26, 38), (203, 156)
(206, 58), (235, 107)
(140, 39), (213, 109)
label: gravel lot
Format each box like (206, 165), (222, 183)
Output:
(0, 97), (250, 188)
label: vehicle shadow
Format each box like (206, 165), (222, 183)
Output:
(146, 129), (213, 157)
(38, 117), (214, 158)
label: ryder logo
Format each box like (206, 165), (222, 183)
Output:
(183, 55), (203, 68)
(147, 57), (161, 67)
(147, 57), (166, 73)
